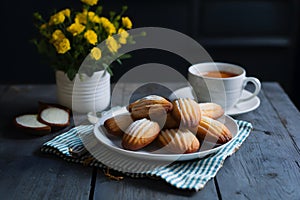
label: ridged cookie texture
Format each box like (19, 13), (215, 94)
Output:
(197, 116), (232, 144)
(158, 129), (200, 154)
(199, 102), (224, 119)
(127, 95), (173, 120)
(171, 98), (202, 128)
(103, 114), (134, 136)
(122, 118), (160, 150)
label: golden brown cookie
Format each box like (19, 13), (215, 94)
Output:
(171, 98), (202, 128)
(162, 113), (180, 129)
(199, 102), (224, 119)
(127, 95), (173, 121)
(103, 114), (134, 136)
(122, 118), (160, 150)
(158, 129), (200, 154)
(197, 116), (232, 144)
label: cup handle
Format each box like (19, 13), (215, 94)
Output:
(238, 77), (261, 102)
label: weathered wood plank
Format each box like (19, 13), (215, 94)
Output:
(263, 82), (300, 150)
(94, 171), (218, 200)
(216, 83), (300, 200)
(0, 85), (93, 200)
(0, 156), (92, 200)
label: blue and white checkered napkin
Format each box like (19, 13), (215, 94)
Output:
(41, 120), (252, 191)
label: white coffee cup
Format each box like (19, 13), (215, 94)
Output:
(188, 62), (261, 110)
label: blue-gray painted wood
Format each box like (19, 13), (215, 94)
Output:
(263, 82), (300, 149)
(0, 85), (93, 200)
(94, 171), (219, 200)
(215, 83), (300, 200)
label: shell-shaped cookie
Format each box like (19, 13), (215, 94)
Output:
(103, 114), (134, 136)
(199, 102), (224, 119)
(163, 113), (180, 129)
(158, 129), (200, 154)
(122, 118), (160, 150)
(197, 116), (232, 144)
(171, 98), (201, 127)
(127, 95), (173, 120)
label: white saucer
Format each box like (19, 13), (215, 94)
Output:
(170, 87), (260, 116)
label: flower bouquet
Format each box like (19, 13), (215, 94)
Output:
(32, 0), (134, 81)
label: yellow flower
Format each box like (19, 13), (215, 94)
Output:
(75, 10), (100, 24)
(84, 30), (98, 45)
(90, 47), (102, 60)
(100, 17), (116, 35)
(88, 11), (95, 20)
(122, 17), (132, 29)
(118, 28), (129, 37)
(88, 12), (101, 23)
(53, 38), (71, 54)
(62, 9), (71, 18)
(50, 29), (71, 54)
(119, 37), (126, 45)
(81, 0), (98, 6)
(49, 12), (65, 25)
(67, 22), (86, 36)
(40, 23), (47, 30)
(106, 36), (120, 53)
(51, 29), (65, 41)
(100, 17), (109, 23)
(92, 15), (101, 23)
(75, 10), (88, 24)
(118, 28), (129, 44)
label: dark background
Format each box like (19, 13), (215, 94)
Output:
(1, 0), (299, 108)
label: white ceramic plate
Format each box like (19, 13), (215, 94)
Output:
(93, 107), (239, 162)
(170, 86), (260, 116)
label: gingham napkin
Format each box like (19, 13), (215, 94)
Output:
(41, 120), (252, 191)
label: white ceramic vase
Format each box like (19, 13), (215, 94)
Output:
(55, 70), (111, 113)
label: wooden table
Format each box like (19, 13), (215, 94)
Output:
(0, 82), (299, 200)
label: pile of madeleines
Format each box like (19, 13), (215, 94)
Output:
(103, 95), (233, 154)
